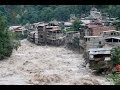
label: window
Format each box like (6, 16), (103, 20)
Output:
(40, 35), (43, 38)
(88, 38), (90, 41)
(111, 33), (113, 35)
(114, 33), (116, 35)
(99, 41), (101, 44)
(104, 32), (106, 35)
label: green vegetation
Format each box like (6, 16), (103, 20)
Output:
(112, 19), (120, 31)
(108, 73), (120, 85)
(72, 19), (83, 31)
(111, 46), (120, 66)
(108, 47), (120, 85)
(9, 31), (21, 51)
(15, 32), (27, 40)
(0, 14), (21, 60)
(0, 5), (120, 26)
(0, 15), (13, 60)
(0, 5), (93, 25)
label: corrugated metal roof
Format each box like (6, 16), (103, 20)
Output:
(105, 37), (120, 40)
(64, 22), (72, 26)
(88, 47), (112, 52)
(81, 20), (91, 24)
(9, 26), (22, 30)
(103, 30), (119, 33)
(84, 36), (102, 38)
(88, 48), (112, 55)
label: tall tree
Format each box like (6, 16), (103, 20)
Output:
(54, 6), (70, 21)
(0, 15), (13, 60)
(39, 7), (54, 22)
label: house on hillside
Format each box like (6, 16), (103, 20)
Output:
(27, 22), (65, 46)
(9, 26), (27, 39)
(9, 26), (27, 34)
(85, 47), (112, 71)
(101, 30), (120, 47)
(80, 24), (115, 39)
(64, 22), (73, 30)
(84, 36), (104, 50)
(79, 23), (116, 53)
(89, 7), (102, 20)
(87, 47), (112, 61)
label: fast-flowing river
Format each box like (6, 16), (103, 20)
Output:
(0, 39), (114, 85)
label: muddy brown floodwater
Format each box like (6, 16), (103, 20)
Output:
(0, 39), (114, 85)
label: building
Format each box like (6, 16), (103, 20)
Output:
(87, 47), (112, 61)
(9, 26), (28, 39)
(27, 31), (36, 43)
(101, 30), (120, 38)
(79, 23), (116, 53)
(101, 30), (120, 47)
(86, 47), (112, 71)
(80, 24), (115, 38)
(66, 31), (80, 44)
(64, 22), (73, 30)
(46, 25), (65, 46)
(84, 36), (104, 50)
(89, 7), (102, 20)
(27, 22), (65, 46)
(9, 26), (27, 34)
(34, 23), (47, 45)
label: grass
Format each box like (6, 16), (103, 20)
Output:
(107, 72), (120, 85)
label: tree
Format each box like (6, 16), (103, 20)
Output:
(111, 46), (120, 66)
(113, 18), (120, 31)
(0, 15), (13, 60)
(72, 19), (83, 31)
(54, 6), (70, 21)
(39, 7), (54, 22)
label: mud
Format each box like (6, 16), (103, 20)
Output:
(0, 39), (114, 85)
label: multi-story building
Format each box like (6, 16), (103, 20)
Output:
(27, 22), (65, 46)
(101, 30), (120, 47)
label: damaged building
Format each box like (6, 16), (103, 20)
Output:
(27, 22), (66, 46)
(85, 47), (112, 72)
(46, 25), (66, 46)
(65, 31), (80, 51)
(9, 26), (28, 39)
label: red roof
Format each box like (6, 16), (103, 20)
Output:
(88, 26), (116, 36)
(88, 22), (103, 26)
(116, 65), (120, 71)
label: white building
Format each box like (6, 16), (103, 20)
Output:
(87, 47), (112, 61)
(89, 7), (102, 20)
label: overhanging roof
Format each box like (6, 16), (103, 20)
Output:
(105, 37), (120, 40)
